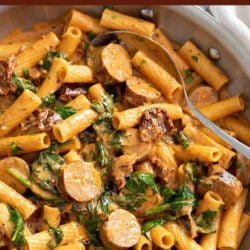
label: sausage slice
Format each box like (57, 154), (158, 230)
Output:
(0, 157), (30, 194)
(100, 209), (141, 249)
(88, 43), (132, 84)
(125, 76), (161, 106)
(189, 85), (218, 107)
(58, 161), (102, 202)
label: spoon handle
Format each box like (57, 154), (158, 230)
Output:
(184, 91), (250, 159)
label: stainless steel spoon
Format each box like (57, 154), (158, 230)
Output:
(87, 30), (250, 159)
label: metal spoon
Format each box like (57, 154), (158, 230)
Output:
(87, 30), (250, 159)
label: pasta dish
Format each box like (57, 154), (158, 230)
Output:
(0, 6), (249, 250)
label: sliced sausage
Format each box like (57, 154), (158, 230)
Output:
(111, 153), (137, 190)
(58, 161), (102, 202)
(122, 128), (151, 161)
(0, 157), (30, 194)
(88, 43), (132, 84)
(100, 209), (141, 249)
(198, 165), (243, 208)
(189, 85), (218, 107)
(139, 107), (177, 143)
(125, 76), (161, 106)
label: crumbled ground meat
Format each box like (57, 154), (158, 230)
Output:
(34, 108), (63, 131)
(139, 108), (177, 142)
(0, 55), (16, 95)
(58, 83), (87, 102)
(21, 109), (63, 132)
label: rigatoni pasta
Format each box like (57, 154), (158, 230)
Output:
(0, 7), (248, 250)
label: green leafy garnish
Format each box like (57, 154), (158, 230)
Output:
(146, 185), (196, 216)
(45, 220), (63, 249)
(54, 106), (77, 119)
(41, 93), (57, 107)
(83, 43), (89, 50)
(117, 172), (159, 212)
(172, 131), (190, 148)
(125, 172), (159, 194)
(192, 55), (199, 62)
(108, 130), (124, 151)
(42, 51), (66, 71)
(12, 73), (37, 95)
(95, 142), (111, 169)
(111, 15), (117, 20)
(8, 206), (26, 247)
(195, 209), (218, 233)
(23, 67), (29, 78)
(10, 141), (23, 155)
(117, 193), (146, 212)
(161, 186), (176, 203)
(141, 216), (176, 234)
(98, 191), (112, 214)
(141, 59), (147, 64)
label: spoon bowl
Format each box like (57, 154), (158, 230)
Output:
(87, 30), (250, 159)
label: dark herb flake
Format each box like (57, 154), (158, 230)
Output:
(10, 141), (23, 155)
(192, 55), (199, 62)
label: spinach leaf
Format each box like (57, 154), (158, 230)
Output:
(95, 142), (111, 169)
(117, 193), (146, 212)
(54, 105), (77, 119)
(42, 51), (66, 70)
(109, 130), (124, 151)
(12, 73), (37, 95)
(45, 220), (63, 249)
(141, 216), (176, 234)
(146, 185), (196, 216)
(98, 191), (112, 214)
(125, 172), (159, 194)
(195, 209), (218, 234)
(8, 206), (26, 247)
(41, 93), (57, 107)
(10, 141), (23, 155)
(172, 131), (190, 148)
(161, 186), (176, 203)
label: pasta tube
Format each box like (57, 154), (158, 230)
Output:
(66, 10), (106, 34)
(58, 65), (95, 83)
(170, 143), (222, 162)
(178, 40), (229, 90)
(218, 188), (248, 249)
(236, 213), (250, 249)
(133, 235), (152, 250)
(112, 103), (183, 130)
(25, 221), (79, 250)
(0, 180), (37, 220)
(199, 94), (244, 121)
(222, 116), (250, 146)
(15, 32), (60, 76)
(183, 124), (235, 168)
(0, 133), (50, 156)
(63, 149), (83, 162)
(0, 89), (41, 138)
(66, 94), (91, 111)
(150, 226), (174, 249)
(100, 8), (155, 37)
(132, 50), (183, 103)
(0, 203), (14, 239)
(53, 108), (98, 143)
(37, 58), (68, 98)
(41, 205), (61, 231)
(59, 26), (82, 58)
(163, 221), (203, 250)
(55, 243), (85, 250)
